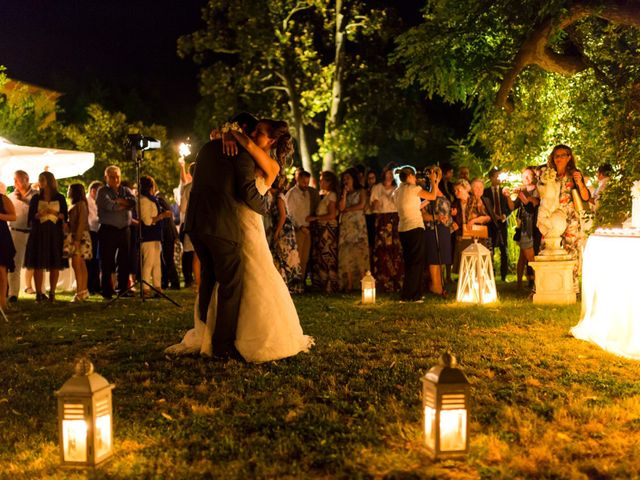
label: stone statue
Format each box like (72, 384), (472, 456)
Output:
(536, 167), (568, 256)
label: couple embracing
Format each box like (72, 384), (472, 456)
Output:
(166, 113), (313, 362)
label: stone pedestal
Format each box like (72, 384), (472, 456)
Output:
(529, 258), (577, 304)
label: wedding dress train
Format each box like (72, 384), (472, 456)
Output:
(165, 177), (314, 362)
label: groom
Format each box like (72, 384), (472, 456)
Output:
(184, 112), (268, 359)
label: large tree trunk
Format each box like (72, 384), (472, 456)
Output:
(496, 1), (640, 111)
(282, 71), (313, 176)
(322, 0), (346, 172)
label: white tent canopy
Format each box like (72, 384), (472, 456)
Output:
(0, 137), (94, 186)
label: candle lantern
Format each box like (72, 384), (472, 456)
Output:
(456, 239), (497, 304)
(361, 270), (376, 304)
(55, 358), (115, 468)
(422, 352), (470, 460)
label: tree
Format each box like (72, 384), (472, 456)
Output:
(64, 104), (180, 197)
(0, 68), (64, 148)
(394, 0), (640, 224)
(178, 0), (416, 176)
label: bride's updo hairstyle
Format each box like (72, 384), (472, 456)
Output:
(260, 119), (294, 168)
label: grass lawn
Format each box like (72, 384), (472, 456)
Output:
(1, 283), (640, 479)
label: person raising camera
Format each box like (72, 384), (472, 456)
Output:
(393, 166), (437, 302)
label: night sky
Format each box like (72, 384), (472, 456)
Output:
(0, 0), (208, 136)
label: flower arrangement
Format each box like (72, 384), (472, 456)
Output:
(539, 166), (558, 185)
(632, 180), (640, 200)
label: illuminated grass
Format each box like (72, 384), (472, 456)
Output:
(1, 285), (639, 479)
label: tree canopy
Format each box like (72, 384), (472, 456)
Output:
(178, 0), (460, 176)
(394, 0), (640, 224)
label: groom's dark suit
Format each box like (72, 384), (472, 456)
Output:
(184, 139), (268, 356)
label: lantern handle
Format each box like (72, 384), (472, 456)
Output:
(74, 358), (95, 376)
(439, 352), (457, 367)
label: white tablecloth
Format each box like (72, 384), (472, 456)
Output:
(571, 234), (640, 359)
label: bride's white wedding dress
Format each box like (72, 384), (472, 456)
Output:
(165, 176), (314, 362)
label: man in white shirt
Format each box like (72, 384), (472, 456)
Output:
(7, 170), (36, 302)
(285, 170), (318, 282)
(86, 181), (103, 294)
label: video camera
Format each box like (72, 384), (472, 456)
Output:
(416, 167), (432, 192)
(126, 134), (161, 162)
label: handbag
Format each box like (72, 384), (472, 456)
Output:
(513, 227), (521, 242)
(462, 224), (489, 239)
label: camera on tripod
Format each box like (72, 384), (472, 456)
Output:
(126, 134), (161, 161)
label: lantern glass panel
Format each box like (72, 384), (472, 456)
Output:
(424, 405), (437, 450)
(363, 288), (375, 304)
(95, 414), (112, 459)
(62, 419), (88, 462)
(439, 409), (467, 451)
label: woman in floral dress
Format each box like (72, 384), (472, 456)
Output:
(337, 167), (369, 291)
(308, 171), (339, 293)
(66, 184), (93, 302)
(266, 176), (303, 294)
(422, 166), (452, 295)
(547, 144), (590, 289)
(370, 166), (403, 292)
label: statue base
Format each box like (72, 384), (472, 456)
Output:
(529, 259), (577, 304)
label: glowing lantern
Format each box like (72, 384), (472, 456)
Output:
(361, 270), (376, 304)
(55, 359), (115, 468)
(456, 239), (497, 304)
(422, 352), (470, 460)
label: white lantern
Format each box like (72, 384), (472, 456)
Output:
(422, 353), (470, 460)
(55, 359), (115, 468)
(361, 270), (376, 304)
(456, 239), (497, 304)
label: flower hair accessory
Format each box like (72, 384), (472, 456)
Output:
(220, 122), (242, 134)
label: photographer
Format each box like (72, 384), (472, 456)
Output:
(393, 166), (437, 302)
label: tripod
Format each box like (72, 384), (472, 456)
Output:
(106, 148), (180, 308)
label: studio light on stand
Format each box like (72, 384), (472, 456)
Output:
(105, 134), (180, 308)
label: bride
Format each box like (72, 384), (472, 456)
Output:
(166, 119), (314, 362)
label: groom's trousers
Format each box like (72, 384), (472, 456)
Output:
(191, 234), (243, 356)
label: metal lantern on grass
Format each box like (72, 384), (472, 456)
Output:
(361, 270), (376, 304)
(423, 352), (470, 460)
(456, 239), (497, 304)
(55, 358), (115, 468)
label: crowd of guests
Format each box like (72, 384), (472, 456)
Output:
(0, 143), (607, 312)
(0, 164), (183, 312)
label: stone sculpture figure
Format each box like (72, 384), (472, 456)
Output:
(536, 167), (568, 256)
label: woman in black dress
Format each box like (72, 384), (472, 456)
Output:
(0, 192), (17, 312)
(24, 171), (68, 302)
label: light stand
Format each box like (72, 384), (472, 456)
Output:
(106, 148), (180, 308)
